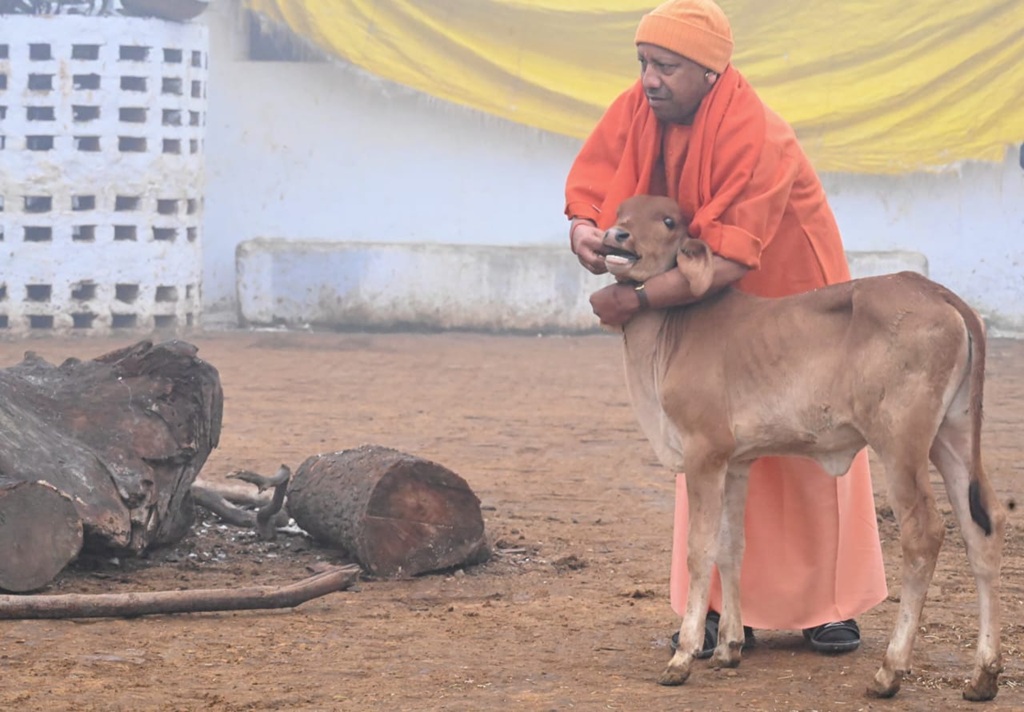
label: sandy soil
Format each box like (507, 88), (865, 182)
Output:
(0, 330), (1020, 712)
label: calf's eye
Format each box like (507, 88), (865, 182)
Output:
(664, 217), (676, 229)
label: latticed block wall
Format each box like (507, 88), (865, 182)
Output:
(0, 16), (207, 336)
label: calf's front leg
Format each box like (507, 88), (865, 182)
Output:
(660, 458), (728, 686)
(711, 464), (750, 668)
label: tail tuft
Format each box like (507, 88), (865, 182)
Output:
(969, 480), (993, 536)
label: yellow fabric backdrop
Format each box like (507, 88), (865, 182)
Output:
(244, 0), (1024, 174)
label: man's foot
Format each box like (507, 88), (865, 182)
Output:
(803, 619), (861, 653)
(670, 611), (755, 659)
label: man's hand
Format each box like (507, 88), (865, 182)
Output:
(589, 255), (750, 327)
(589, 282), (641, 326)
(570, 221), (609, 275)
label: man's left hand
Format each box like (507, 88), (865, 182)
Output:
(589, 283), (641, 326)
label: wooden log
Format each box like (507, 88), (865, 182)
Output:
(0, 480), (83, 593)
(231, 465), (291, 541)
(191, 467), (292, 540)
(288, 445), (490, 577)
(190, 483), (261, 528)
(193, 473), (276, 508)
(0, 340), (222, 561)
(0, 564), (360, 619)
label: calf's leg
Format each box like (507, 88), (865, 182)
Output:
(930, 421), (1005, 701)
(660, 456), (728, 686)
(711, 465), (750, 668)
(867, 456), (944, 699)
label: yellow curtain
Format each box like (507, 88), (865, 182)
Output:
(243, 0), (1024, 174)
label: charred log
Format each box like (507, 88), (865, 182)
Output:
(230, 465), (291, 541)
(191, 466), (292, 539)
(0, 479), (83, 593)
(0, 340), (222, 568)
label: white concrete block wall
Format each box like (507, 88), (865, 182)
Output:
(0, 15), (207, 336)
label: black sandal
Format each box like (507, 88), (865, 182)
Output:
(670, 611), (755, 659)
(803, 619), (861, 653)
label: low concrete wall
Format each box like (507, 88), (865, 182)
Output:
(236, 239), (930, 333)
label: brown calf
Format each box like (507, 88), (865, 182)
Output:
(602, 195), (1005, 701)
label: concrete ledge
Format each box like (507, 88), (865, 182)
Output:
(236, 239), (929, 333)
(236, 239), (608, 332)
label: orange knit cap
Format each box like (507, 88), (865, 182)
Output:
(634, 0), (733, 73)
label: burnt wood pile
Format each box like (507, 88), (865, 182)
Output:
(0, 340), (222, 592)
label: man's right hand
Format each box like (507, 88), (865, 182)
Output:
(570, 221), (609, 275)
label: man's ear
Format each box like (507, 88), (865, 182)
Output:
(677, 238), (714, 298)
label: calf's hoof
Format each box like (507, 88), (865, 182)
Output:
(865, 667), (902, 699)
(657, 655), (691, 687)
(711, 642), (742, 669)
(963, 669), (1000, 702)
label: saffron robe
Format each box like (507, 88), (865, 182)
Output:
(565, 66), (887, 629)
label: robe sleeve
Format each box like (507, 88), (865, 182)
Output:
(564, 82), (647, 224)
(690, 127), (800, 271)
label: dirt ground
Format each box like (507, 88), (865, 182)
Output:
(0, 330), (1021, 712)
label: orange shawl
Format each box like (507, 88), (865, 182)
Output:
(565, 65), (849, 295)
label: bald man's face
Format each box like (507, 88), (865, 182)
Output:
(637, 43), (715, 125)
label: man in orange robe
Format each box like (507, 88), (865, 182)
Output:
(564, 0), (888, 655)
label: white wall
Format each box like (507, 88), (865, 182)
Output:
(201, 0), (580, 325)
(200, 1), (1023, 334)
(823, 153), (1023, 335)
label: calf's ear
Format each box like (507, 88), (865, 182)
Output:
(677, 238), (714, 298)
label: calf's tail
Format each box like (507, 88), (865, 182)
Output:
(969, 480), (992, 536)
(941, 284), (993, 536)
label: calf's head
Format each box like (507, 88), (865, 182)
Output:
(602, 195), (715, 299)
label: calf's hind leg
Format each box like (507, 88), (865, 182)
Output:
(930, 420), (1005, 701)
(867, 456), (945, 699)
